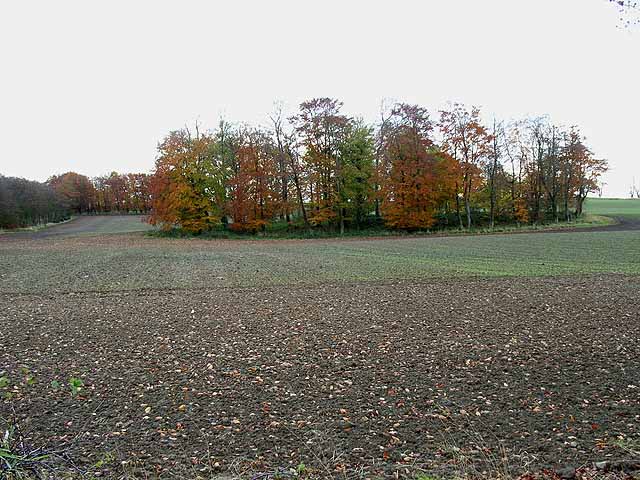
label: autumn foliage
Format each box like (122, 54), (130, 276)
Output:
(46, 171), (152, 215)
(378, 104), (459, 229)
(147, 98), (608, 233)
(0, 170), (152, 229)
(0, 176), (69, 228)
(226, 129), (281, 233)
(148, 130), (223, 233)
(47, 172), (96, 214)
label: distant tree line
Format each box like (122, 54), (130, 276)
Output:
(0, 176), (69, 228)
(148, 99), (608, 234)
(47, 171), (152, 214)
(0, 171), (151, 229)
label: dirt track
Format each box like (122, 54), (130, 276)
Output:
(577, 214), (640, 232)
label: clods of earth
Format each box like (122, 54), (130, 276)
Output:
(1, 276), (639, 478)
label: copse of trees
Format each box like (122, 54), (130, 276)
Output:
(148, 98), (608, 234)
(1, 99), (606, 234)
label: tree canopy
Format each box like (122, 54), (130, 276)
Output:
(146, 98), (608, 233)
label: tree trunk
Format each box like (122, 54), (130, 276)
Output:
(489, 120), (499, 229)
(455, 182), (463, 229)
(465, 177), (472, 229)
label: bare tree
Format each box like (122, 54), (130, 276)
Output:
(270, 103), (291, 223)
(488, 119), (504, 228)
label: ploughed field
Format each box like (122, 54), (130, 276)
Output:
(1, 206), (639, 478)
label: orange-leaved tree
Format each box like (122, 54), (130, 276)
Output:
(149, 128), (226, 233)
(226, 128), (280, 233)
(47, 172), (96, 214)
(379, 104), (459, 230)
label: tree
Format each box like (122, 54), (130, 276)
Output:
(149, 128), (225, 233)
(291, 98), (351, 230)
(487, 119), (503, 228)
(47, 172), (95, 214)
(379, 104), (458, 230)
(439, 104), (493, 228)
(126, 173), (152, 212)
(502, 120), (531, 224)
(270, 104), (294, 223)
(374, 100), (394, 220)
(532, 120), (562, 222)
(338, 121), (376, 228)
(282, 128), (310, 227)
(226, 127), (280, 232)
(268, 106), (323, 229)
(565, 129), (608, 216)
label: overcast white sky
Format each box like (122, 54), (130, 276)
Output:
(0, 0), (637, 196)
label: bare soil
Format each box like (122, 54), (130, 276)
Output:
(1, 276), (639, 478)
(578, 215), (640, 232)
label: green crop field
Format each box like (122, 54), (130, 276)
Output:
(2, 224), (639, 294)
(1, 201), (638, 294)
(584, 197), (640, 218)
